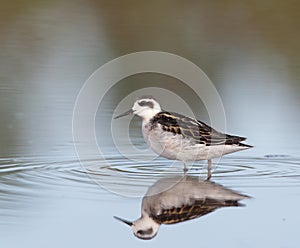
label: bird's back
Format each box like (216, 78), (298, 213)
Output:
(150, 111), (251, 147)
(142, 176), (249, 225)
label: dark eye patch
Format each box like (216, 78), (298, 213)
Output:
(138, 101), (154, 108)
(137, 228), (153, 236)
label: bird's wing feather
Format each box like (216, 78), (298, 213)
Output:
(151, 198), (240, 224)
(151, 112), (247, 146)
(145, 176), (248, 225)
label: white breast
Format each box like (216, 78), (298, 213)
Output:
(142, 123), (204, 161)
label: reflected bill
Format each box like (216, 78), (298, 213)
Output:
(114, 175), (250, 240)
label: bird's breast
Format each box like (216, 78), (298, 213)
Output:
(142, 123), (196, 160)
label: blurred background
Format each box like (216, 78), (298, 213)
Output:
(0, 1), (299, 247)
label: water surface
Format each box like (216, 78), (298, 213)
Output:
(1, 1), (300, 247)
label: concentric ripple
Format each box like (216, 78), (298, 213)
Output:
(0, 155), (300, 218)
(0, 153), (298, 227)
(81, 155), (300, 196)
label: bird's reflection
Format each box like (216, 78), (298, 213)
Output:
(114, 175), (250, 240)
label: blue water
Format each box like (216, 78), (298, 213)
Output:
(1, 155), (300, 247)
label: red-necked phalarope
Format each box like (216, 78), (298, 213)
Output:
(114, 96), (252, 179)
(114, 176), (249, 240)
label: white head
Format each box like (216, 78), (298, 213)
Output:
(114, 96), (162, 122)
(114, 214), (160, 240)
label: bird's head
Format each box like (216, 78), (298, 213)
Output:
(114, 96), (161, 121)
(114, 214), (160, 240)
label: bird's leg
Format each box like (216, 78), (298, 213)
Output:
(183, 162), (188, 174)
(207, 159), (212, 180)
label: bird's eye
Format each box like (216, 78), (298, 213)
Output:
(138, 101), (147, 106)
(137, 228), (153, 236)
(138, 101), (154, 108)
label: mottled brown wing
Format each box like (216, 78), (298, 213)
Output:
(151, 112), (247, 146)
(151, 198), (240, 225)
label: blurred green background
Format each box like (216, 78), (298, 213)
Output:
(1, 0), (299, 157)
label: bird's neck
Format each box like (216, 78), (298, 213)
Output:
(135, 214), (160, 232)
(141, 109), (160, 123)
